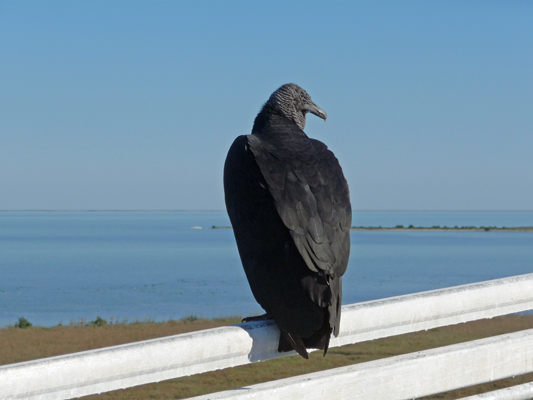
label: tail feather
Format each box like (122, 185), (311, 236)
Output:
(302, 325), (332, 356)
(278, 325), (333, 358)
(278, 330), (309, 359)
(277, 277), (341, 359)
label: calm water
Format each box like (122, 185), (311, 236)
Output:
(1, 211), (533, 327)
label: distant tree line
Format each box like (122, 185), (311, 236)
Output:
(350, 225), (533, 231)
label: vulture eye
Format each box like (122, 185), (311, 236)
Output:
(299, 93), (305, 101)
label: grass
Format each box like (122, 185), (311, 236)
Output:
(2, 315), (533, 399)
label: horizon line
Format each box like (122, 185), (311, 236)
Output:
(1, 209), (533, 213)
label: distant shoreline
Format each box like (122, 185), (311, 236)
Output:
(205, 225), (533, 232)
(351, 226), (533, 232)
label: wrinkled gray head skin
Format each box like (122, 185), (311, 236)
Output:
(267, 83), (327, 130)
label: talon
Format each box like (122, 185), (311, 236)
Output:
(242, 313), (272, 323)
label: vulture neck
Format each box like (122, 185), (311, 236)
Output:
(252, 103), (305, 136)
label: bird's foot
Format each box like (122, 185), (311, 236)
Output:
(241, 313), (272, 323)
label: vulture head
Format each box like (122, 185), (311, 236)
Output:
(267, 83), (327, 130)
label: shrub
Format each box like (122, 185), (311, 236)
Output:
(90, 316), (108, 327)
(15, 317), (32, 329)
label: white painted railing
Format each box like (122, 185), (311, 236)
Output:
(2, 273), (533, 400)
(190, 329), (533, 400)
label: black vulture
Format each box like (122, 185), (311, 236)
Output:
(224, 83), (351, 359)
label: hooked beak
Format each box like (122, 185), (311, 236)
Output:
(302, 101), (327, 121)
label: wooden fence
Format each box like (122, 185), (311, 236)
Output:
(2, 273), (533, 400)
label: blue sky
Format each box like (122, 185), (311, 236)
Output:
(1, 1), (531, 211)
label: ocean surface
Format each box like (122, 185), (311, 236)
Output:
(1, 211), (533, 327)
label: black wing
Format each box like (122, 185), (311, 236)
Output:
(247, 123), (351, 281)
(224, 120), (351, 345)
(224, 135), (328, 337)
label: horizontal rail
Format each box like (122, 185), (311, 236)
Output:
(188, 328), (533, 400)
(332, 272), (533, 348)
(459, 382), (533, 400)
(2, 273), (533, 400)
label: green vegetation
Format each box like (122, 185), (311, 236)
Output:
(15, 317), (32, 329)
(351, 225), (533, 231)
(90, 316), (108, 327)
(208, 225), (533, 231)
